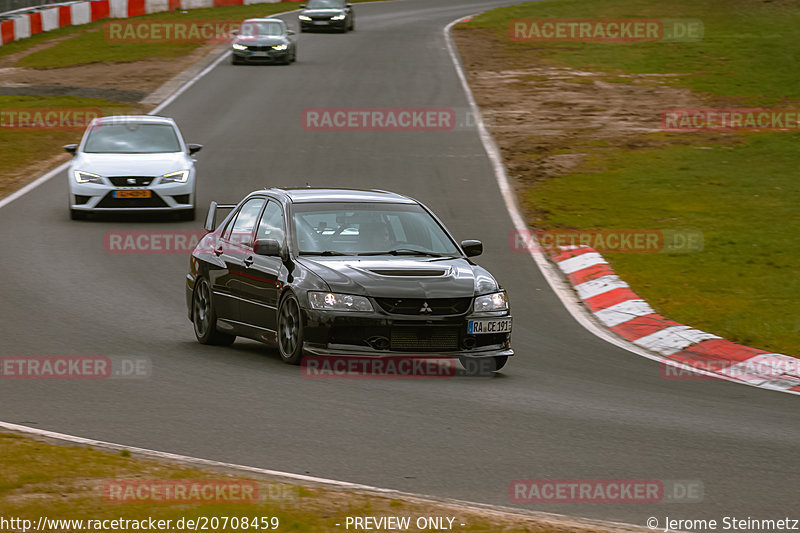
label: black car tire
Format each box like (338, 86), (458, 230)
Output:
(70, 209), (87, 221)
(277, 292), (304, 365)
(349, 18), (354, 31)
(231, 56), (241, 65)
(193, 278), (236, 346)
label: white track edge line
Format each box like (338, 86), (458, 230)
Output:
(441, 15), (799, 397)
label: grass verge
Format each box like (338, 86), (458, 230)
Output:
(457, 0), (800, 355)
(0, 431), (622, 533)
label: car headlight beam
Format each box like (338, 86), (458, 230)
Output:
(272, 44), (289, 51)
(161, 170), (189, 184)
(331, 14), (345, 20)
(473, 291), (508, 313)
(308, 292), (373, 312)
(298, 15), (311, 21)
(232, 43), (248, 50)
(74, 170), (103, 184)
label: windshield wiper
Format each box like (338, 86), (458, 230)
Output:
(357, 249), (448, 257)
(299, 250), (350, 256)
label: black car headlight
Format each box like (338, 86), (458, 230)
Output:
(308, 292), (373, 312)
(298, 15), (311, 21)
(272, 44), (289, 51)
(232, 43), (248, 51)
(331, 14), (345, 20)
(473, 291), (509, 313)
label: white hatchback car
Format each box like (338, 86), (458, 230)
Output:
(65, 115), (201, 220)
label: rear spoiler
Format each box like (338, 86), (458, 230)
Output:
(204, 201), (237, 232)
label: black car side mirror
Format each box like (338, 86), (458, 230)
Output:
(64, 144), (77, 155)
(461, 239), (483, 257)
(254, 239), (284, 258)
(188, 143), (203, 155)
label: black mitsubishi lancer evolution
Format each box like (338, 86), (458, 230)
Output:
(186, 188), (513, 371)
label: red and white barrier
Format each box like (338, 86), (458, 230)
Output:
(0, 0), (292, 46)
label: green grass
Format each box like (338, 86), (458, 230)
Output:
(464, 0), (800, 106)
(0, 95), (137, 195)
(462, 0), (800, 355)
(16, 0), (384, 69)
(0, 432), (584, 533)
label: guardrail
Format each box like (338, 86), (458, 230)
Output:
(0, 0), (290, 46)
(1, 0), (60, 16)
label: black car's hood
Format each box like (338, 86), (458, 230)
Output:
(296, 256), (499, 298)
(233, 35), (287, 46)
(301, 8), (346, 15)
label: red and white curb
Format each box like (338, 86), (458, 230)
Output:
(551, 245), (800, 393)
(0, 0), (302, 46)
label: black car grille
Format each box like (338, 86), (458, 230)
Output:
(375, 297), (472, 316)
(108, 176), (154, 187)
(390, 327), (459, 352)
(96, 192), (168, 208)
(246, 45), (272, 51)
(310, 14), (335, 20)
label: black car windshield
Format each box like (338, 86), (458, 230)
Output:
(294, 202), (461, 256)
(306, 0), (345, 8)
(83, 123), (181, 154)
(240, 21), (283, 37)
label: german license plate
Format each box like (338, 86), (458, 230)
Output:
(314, 21), (329, 25)
(114, 190), (151, 199)
(253, 51), (268, 57)
(468, 318), (512, 335)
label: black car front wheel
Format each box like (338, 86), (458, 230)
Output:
(193, 278), (235, 345)
(278, 293), (304, 364)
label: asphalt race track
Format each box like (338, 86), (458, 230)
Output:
(1, 0), (799, 527)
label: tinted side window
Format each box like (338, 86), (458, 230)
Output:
(225, 198), (265, 247)
(256, 201), (286, 244)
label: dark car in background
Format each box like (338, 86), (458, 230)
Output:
(231, 18), (297, 65)
(299, 0), (354, 33)
(186, 188), (513, 371)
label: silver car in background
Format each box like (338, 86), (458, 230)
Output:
(65, 115), (202, 220)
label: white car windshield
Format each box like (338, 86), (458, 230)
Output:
(83, 123), (182, 154)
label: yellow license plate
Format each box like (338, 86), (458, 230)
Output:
(114, 190), (151, 199)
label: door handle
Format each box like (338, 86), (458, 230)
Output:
(243, 256), (254, 267)
(214, 245), (224, 256)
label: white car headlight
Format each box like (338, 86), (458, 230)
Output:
(474, 291), (508, 313)
(272, 44), (289, 51)
(331, 14), (345, 20)
(308, 292), (373, 312)
(298, 15), (311, 21)
(74, 170), (103, 184)
(161, 170), (189, 184)
(232, 43), (247, 50)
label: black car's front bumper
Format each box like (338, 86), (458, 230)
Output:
(300, 308), (513, 359)
(300, 19), (347, 31)
(232, 48), (290, 63)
